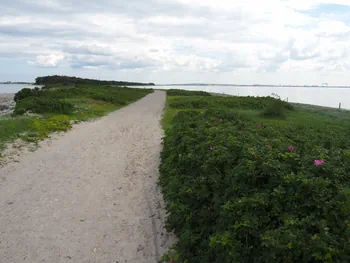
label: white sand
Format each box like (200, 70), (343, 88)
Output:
(0, 91), (175, 263)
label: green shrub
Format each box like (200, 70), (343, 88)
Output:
(14, 87), (41, 102)
(14, 108), (26, 115)
(263, 100), (285, 117)
(168, 96), (280, 111)
(13, 85), (152, 116)
(167, 89), (212, 96)
(160, 109), (350, 263)
(14, 97), (74, 115)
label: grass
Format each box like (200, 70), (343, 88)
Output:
(0, 117), (35, 150)
(163, 95), (350, 132)
(0, 84), (153, 153)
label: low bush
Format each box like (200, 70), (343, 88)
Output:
(160, 106), (350, 262)
(168, 96), (282, 111)
(167, 89), (212, 96)
(13, 85), (153, 115)
(14, 97), (74, 115)
(14, 87), (41, 102)
(263, 99), (293, 118)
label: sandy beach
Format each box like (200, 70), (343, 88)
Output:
(0, 91), (175, 262)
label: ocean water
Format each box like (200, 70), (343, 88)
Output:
(152, 85), (350, 110)
(0, 84), (37, 94)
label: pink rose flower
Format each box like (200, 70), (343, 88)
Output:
(314, 159), (325, 166)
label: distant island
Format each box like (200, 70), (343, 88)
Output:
(35, 75), (155, 86)
(162, 83), (350, 88)
(0, 81), (33, 84)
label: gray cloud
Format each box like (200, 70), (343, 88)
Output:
(0, 22), (98, 38)
(290, 48), (320, 60)
(1, 0), (350, 84)
(288, 39), (321, 61)
(0, 0), (212, 18)
(68, 54), (159, 70)
(62, 45), (115, 56)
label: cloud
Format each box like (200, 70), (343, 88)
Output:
(28, 54), (65, 67)
(61, 44), (115, 56)
(1, 0), (350, 84)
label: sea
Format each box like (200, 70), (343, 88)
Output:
(152, 85), (350, 110)
(2, 83), (350, 110)
(0, 84), (38, 94)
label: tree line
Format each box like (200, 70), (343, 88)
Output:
(35, 75), (155, 86)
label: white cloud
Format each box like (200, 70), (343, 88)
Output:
(1, 0), (350, 84)
(28, 54), (65, 67)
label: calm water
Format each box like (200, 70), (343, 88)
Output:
(0, 84), (37, 93)
(152, 85), (350, 110)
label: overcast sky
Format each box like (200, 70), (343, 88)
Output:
(1, 0), (350, 85)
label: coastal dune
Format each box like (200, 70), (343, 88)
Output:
(0, 91), (174, 262)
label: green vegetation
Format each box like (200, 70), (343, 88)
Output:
(0, 84), (152, 151)
(160, 90), (350, 263)
(166, 89), (211, 96)
(35, 75), (155, 86)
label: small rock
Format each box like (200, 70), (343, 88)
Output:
(137, 245), (144, 252)
(80, 218), (85, 222)
(8, 202), (13, 205)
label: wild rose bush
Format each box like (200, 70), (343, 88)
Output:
(168, 95), (293, 112)
(160, 104), (350, 263)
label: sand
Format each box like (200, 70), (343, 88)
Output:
(0, 91), (175, 263)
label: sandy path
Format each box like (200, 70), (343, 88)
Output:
(0, 91), (174, 263)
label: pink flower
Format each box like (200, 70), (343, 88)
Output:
(160, 148), (163, 153)
(170, 259), (175, 263)
(288, 145), (294, 151)
(209, 146), (214, 151)
(257, 124), (261, 129)
(216, 119), (220, 123)
(314, 159), (325, 166)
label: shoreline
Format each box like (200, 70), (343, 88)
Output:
(0, 93), (15, 116)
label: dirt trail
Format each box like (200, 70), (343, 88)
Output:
(0, 91), (175, 263)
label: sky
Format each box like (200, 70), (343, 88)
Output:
(1, 0), (350, 85)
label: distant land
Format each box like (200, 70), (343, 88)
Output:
(161, 83), (350, 88)
(2, 79), (350, 88)
(0, 81), (33, 84)
(35, 75), (155, 86)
